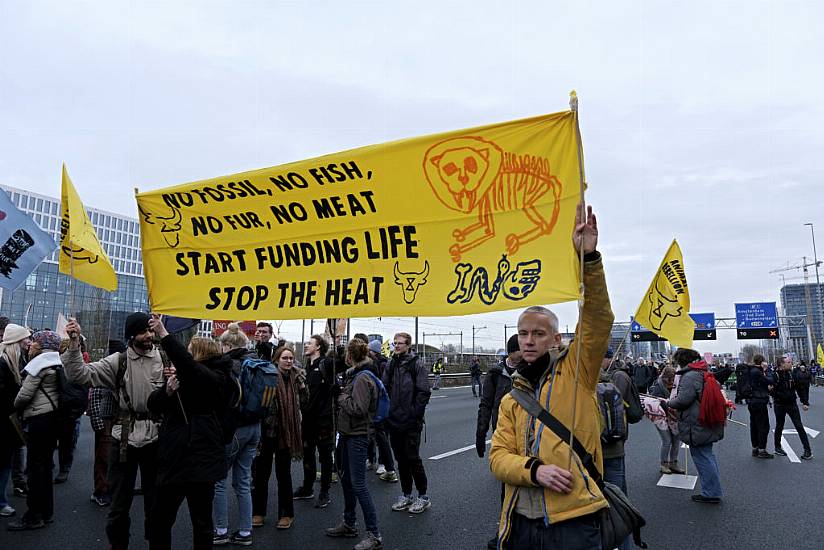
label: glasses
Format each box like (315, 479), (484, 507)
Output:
(393, 342), (408, 346)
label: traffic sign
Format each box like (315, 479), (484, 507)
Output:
(690, 312), (716, 340)
(630, 317), (666, 341)
(735, 302), (779, 339)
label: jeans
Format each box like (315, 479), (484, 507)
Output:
(504, 511), (601, 550)
(106, 440), (159, 548)
(388, 426), (427, 496)
(12, 444), (26, 490)
(93, 419), (114, 497)
(150, 482), (215, 550)
(471, 375), (481, 396)
(689, 444), (723, 498)
(774, 403), (811, 452)
(23, 411), (59, 523)
(214, 422), (260, 532)
(56, 416), (80, 473)
(656, 427), (681, 463)
(433, 374), (442, 389)
(339, 435), (379, 534)
(748, 403), (770, 449)
(602, 456), (630, 550)
(0, 444), (14, 507)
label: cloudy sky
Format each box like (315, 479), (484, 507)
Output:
(2, 1), (822, 354)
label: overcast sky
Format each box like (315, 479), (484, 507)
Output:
(2, 1), (822, 354)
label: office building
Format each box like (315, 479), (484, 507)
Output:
(780, 282), (824, 362)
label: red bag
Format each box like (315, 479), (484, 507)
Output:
(691, 360), (726, 427)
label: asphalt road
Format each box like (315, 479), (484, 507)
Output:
(2, 385), (823, 550)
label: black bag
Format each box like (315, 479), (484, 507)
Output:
(509, 388), (648, 550)
(37, 366), (88, 420)
(624, 376), (645, 424)
(735, 364), (753, 400)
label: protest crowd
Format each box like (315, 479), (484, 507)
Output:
(0, 203), (820, 550)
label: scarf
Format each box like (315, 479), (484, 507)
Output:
(275, 368), (304, 460)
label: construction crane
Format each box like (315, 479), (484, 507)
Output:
(770, 257), (823, 359)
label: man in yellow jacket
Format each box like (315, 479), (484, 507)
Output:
(489, 204), (613, 549)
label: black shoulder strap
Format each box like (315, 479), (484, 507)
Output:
(115, 351), (134, 412)
(510, 387), (602, 487)
(36, 367), (59, 411)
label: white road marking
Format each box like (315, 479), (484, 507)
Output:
(774, 427), (818, 438)
(429, 440), (491, 460)
(430, 395), (448, 399)
(781, 436), (801, 463)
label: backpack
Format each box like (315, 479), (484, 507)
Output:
(735, 364), (753, 400)
(355, 370), (391, 423)
(37, 366), (88, 420)
(232, 357), (278, 421)
(597, 382), (628, 443)
(624, 376), (644, 424)
(698, 371), (727, 427)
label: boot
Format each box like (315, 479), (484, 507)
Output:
(668, 461), (685, 474)
(660, 462), (672, 474)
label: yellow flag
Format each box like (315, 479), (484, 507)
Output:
(381, 339), (391, 358)
(136, 111), (583, 318)
(634, 239), (693, 348)
(817, 343), (824, 367)
(59, 165), (118, 291)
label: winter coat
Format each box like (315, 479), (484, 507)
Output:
(748, 366), (773, 406)
(490, 254), (612, 536)
(0, 356), (22, 445)
(62, 346), (163, 448)
(337, 358), (378, 436)
(666, 367), (725, 446)
(476, 360), (513, 438)
(14, 352), (61, 420)
(382, 351), (430, 431)
(147, 335), (230, 486)
(771, 369), (802, 407)
(303, 355), (335, 422)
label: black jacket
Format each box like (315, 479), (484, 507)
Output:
(476, 360), (513, 438)
(771, 369), (803, 406)
(304, 355), (335, 422)
(148, 335), (230, 485)
(748, 366), (773, 405)
(382, 351), (430, 431)
(0, 357), (22, 452)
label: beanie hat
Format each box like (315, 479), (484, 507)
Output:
(2, 323), (31, 345)
(604, 347), (614, 359)
(506, 334), (520, 355)
(31, 330), (62, 352)
(368, 340), (382, 354)
(124, 312), (151, 340)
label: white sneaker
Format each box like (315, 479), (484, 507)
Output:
(408, 496), (431, 514)
(366, 460), (374, 471)
(0, 505), (16, 517)
(391, 494), (414, 511)
(375, 464), (386, 476)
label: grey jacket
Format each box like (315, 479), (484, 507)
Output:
(667, 367), (725, 446)
(14, 352), (62, 419)
(337, 358), (378, 436)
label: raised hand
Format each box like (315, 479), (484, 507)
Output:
(573, 203), (598, 254)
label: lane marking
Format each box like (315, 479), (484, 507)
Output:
(429, 440), (491, 460)
(430, 395), (448, 399)
(774, 427), (818, 438)
(781, 436), (801, 463)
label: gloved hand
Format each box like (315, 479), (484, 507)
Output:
(476, 433), (486, 458)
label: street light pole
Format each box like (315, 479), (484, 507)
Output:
(805, 223), (822, 348)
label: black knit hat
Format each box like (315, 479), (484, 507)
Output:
(507, 334), (520, 354)
(124, 312), (151, 340)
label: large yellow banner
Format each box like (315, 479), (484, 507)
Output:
(136, 111), (583, 318)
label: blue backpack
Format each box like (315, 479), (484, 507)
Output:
(355, 370), (391, 423)
(233, 357), (279, 421)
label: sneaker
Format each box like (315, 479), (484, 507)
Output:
(230, 530), (253, 545)
(774, 447), (788, 457)
(801, 450), (814, 460)
(408, 496), (431, 514)
(0, 505), (15, 517)
(213, 530), (230, 546)
(315, 492), (331, 509)
(757, 450), (775, 459)
(375, 464), (386, 476)
(54, 471), (69, 484)
(379, 471), (398, 483)
(293, 487), (315, 500)
(751, 448), (759, 458)
(90, 494), (111, 507)
(252, 515), (264, 528)
(366, 460), (374, 471)
(332, 472), (339, 484)
(325, 521), (359, 538)
(668, 462), (686, 474)
(354, 531), (383, 550)
(691, 495), (721, 504)
(7, 518), (45, 531)
(660, 463), (672, 474)
(276, 517), (294, 530)
(391, 494), (414, 512)
(13, 487), (27, 497)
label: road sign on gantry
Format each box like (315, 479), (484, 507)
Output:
(690, 312), (716, 340)
(630, 317), (666, 342)
(735, 302), (779, 339)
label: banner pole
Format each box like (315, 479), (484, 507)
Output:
(566, 90), (588, 471)
(69, 251), (76, 319)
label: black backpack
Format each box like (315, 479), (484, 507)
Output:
(36, 365), (88, 419)
(735, 364), (753, 400)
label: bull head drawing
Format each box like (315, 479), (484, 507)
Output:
(647, 271), (684, 330)
(139, 204), (183, 248)
(393, 261), (430, 304)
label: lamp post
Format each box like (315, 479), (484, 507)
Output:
(804, 223), (823, 348)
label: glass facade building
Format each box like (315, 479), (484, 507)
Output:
(780, 283), (824, 362)
(0, 184), (148, 354)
